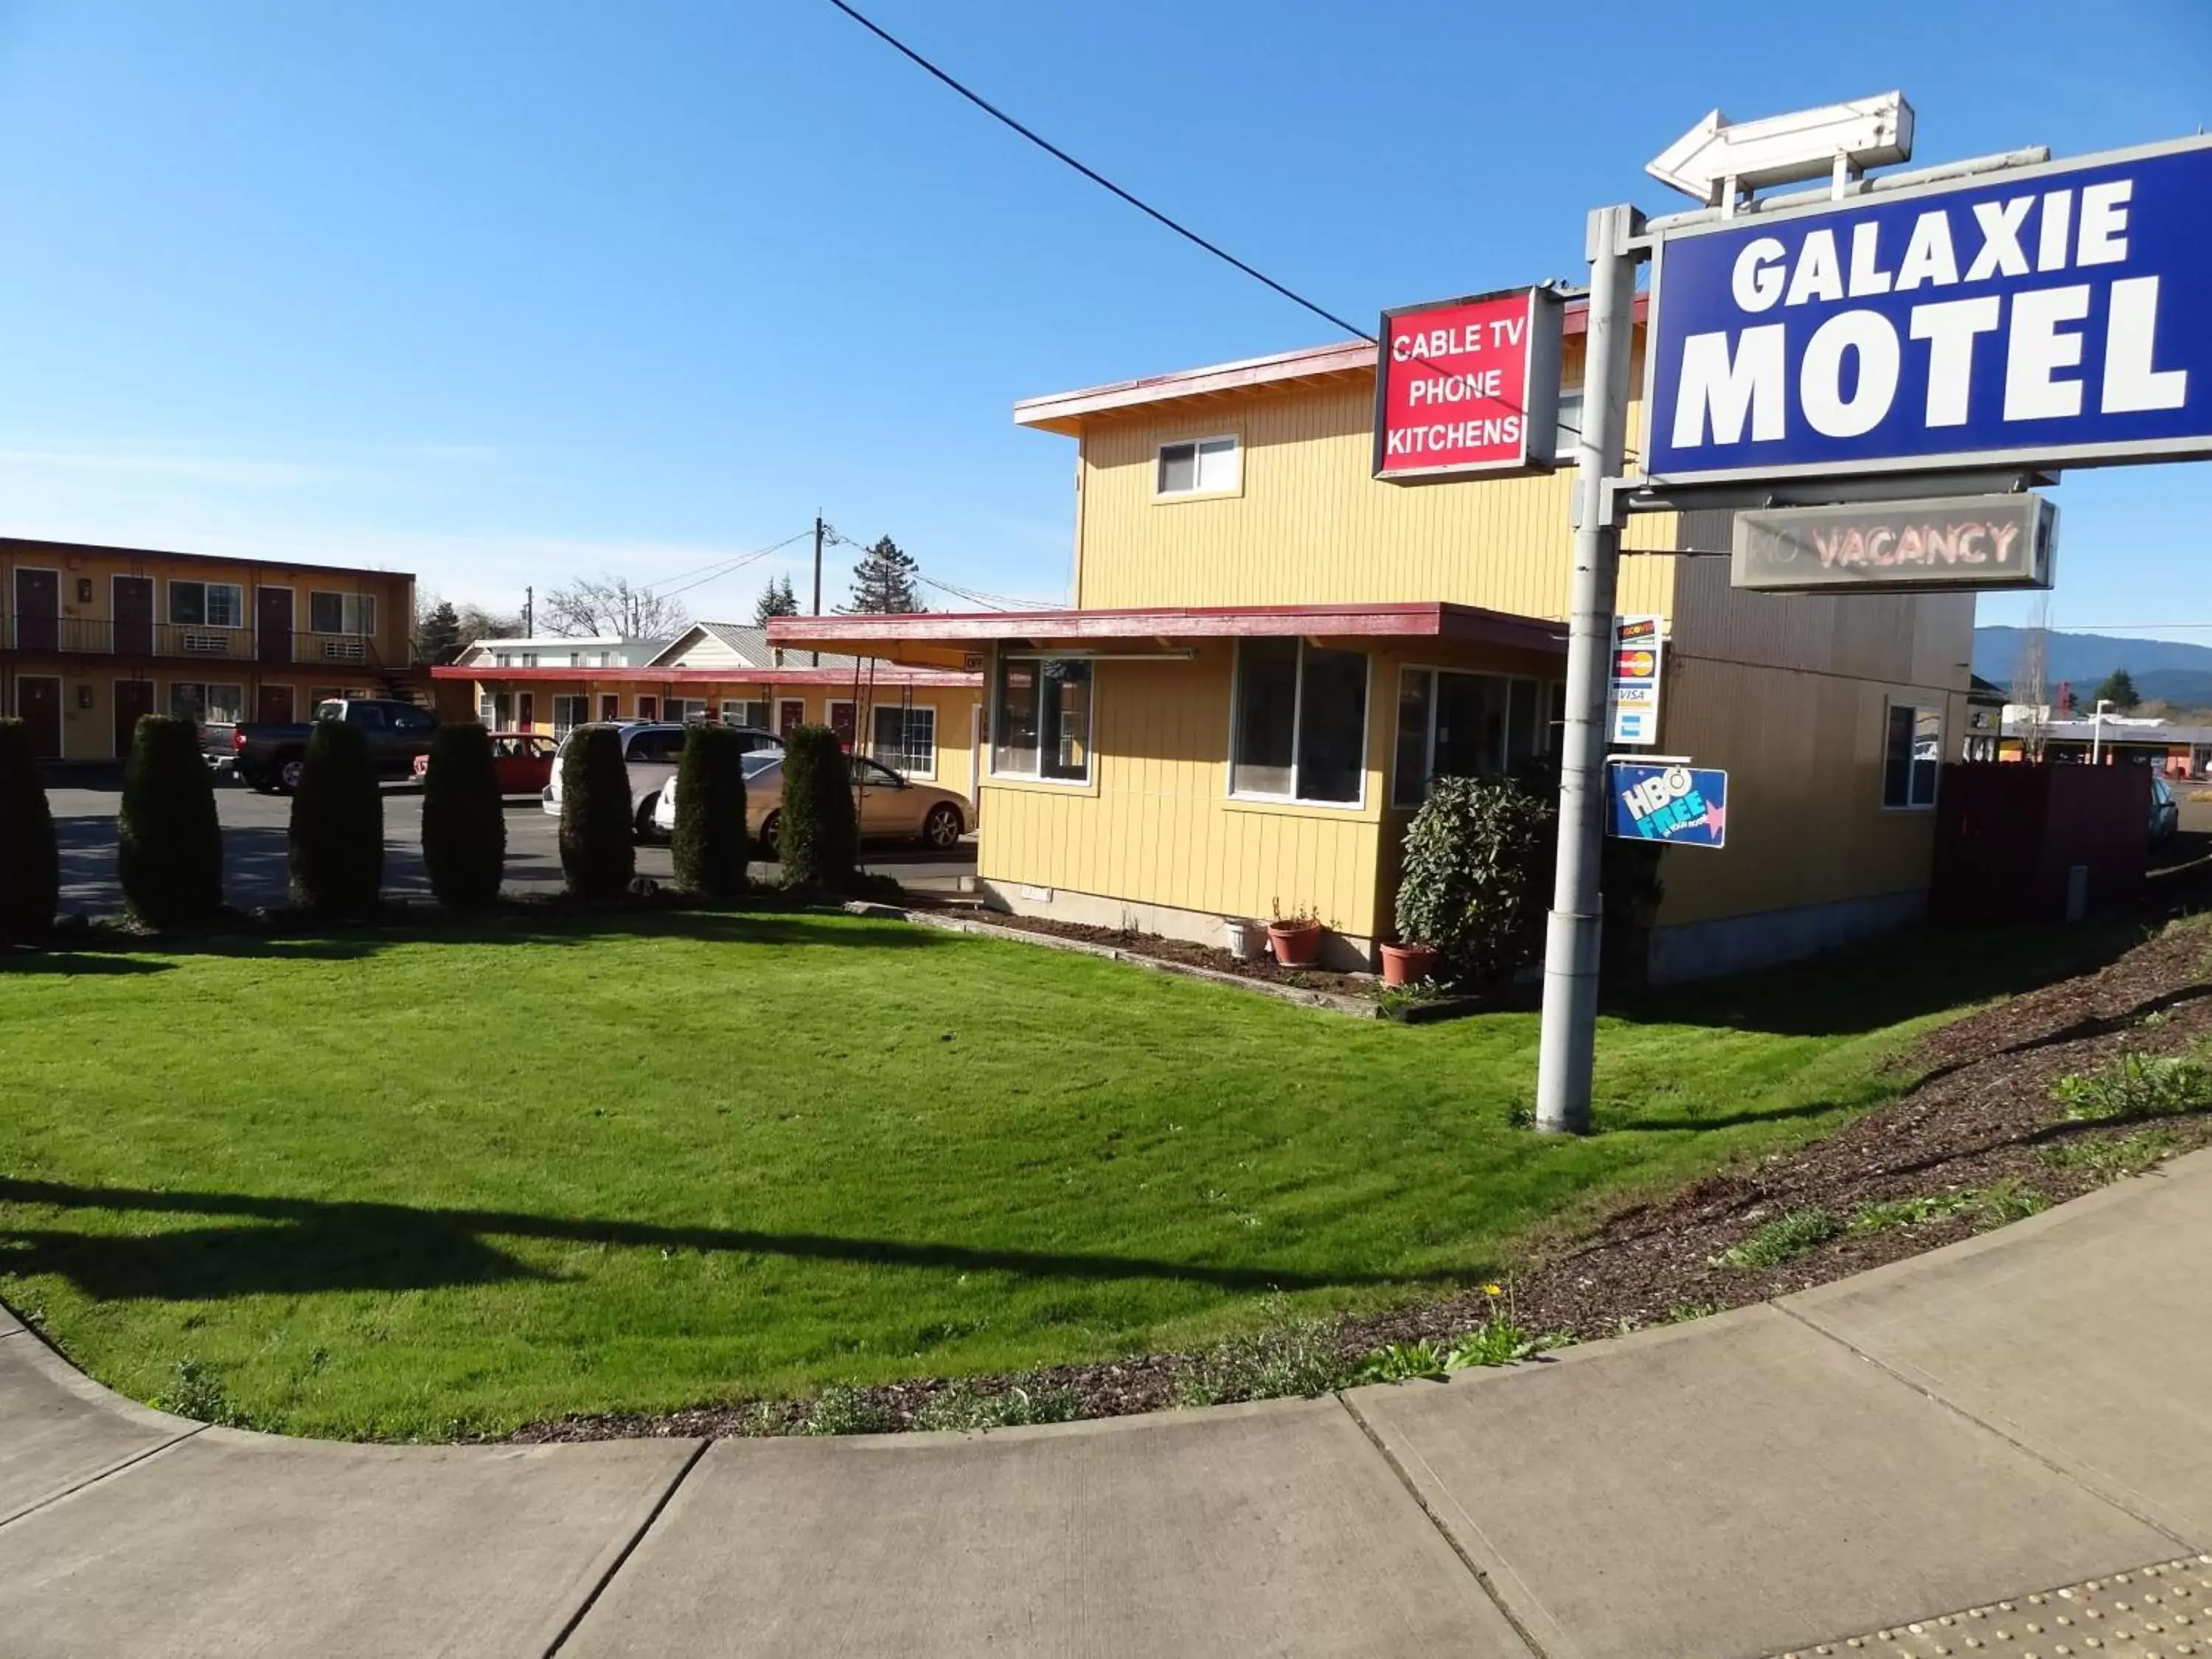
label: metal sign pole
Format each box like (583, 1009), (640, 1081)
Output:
(1536, 204), (1643, 1135)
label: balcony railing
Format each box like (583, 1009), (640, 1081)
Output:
(0, 617), (408, 669)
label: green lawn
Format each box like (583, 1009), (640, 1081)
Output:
(0, 909), (2107, 1439)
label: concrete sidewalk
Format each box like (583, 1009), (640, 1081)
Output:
(2, 1154), (2208, 1658)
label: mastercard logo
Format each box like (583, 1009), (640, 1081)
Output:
(1615, 649), (1656, 677)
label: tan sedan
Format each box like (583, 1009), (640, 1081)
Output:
(653, 751), (970, 853)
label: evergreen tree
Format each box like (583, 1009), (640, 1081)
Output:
(288, 718), (384, 918)
(417, 598), (465, 664)
(0, 719), (58, 945)
(421, 723), (506, 911)
(841, 537), (923, 615)
(2093, 668), (2140, 712)
(119, 716), (223, 926)
(754, 574), (800, 626)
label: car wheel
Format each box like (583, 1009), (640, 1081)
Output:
(277, 757), (305, 793)
(922, 802), (963, 849)
(635, 794), (661, 843)
(758, 811), (782, 859)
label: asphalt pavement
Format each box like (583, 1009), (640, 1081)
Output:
(45, 779), (976, 915)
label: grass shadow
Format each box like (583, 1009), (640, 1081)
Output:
(0, 1176), (1456, 1304)
(0, 950), (173, 976)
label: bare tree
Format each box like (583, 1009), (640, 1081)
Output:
(2011, 598), (2052, 762)
(539, 574), (691, 640)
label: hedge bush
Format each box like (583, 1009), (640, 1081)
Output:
(778, 723), (856, 891)
(288, 716), (384, 917)
(559, 724), (635, 899)
(421, 722), (505, 911)
(0, 718), (58, 944)
(1394, 775), (1556, 984)
(118, 714), (223, 927)
(671, 721), (748, 900)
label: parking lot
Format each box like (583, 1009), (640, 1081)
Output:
(46, 777), (977, 915)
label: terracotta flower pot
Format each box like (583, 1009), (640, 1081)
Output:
(1379, 942), (1439, 988)
(1267, 919), (1322, 967)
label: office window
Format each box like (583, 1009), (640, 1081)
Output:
(1391, 668), (1543, 807)
(308, 591), (376, 635)
(1884, 703), (1943, 809)
(170, 581), (244, 628)
(1231, 639), (1368, 805)
(721, 699), (772, 730)
(871, 704), (936, 777)
(169, 682), (244, 726)
(1156, 435), (1239, 496)
(992, 656), (1092, 782)
(1554, 386), (1585, 462)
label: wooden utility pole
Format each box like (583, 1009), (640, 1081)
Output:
(811, 515), (824, 667)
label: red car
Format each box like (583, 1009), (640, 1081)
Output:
(411, 732), (559, 796)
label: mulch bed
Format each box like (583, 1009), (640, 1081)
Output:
(509, 917), (2212, 1444)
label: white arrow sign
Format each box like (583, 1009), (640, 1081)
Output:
(1646, 91), (1915, 204)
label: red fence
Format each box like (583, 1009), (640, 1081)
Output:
(1931, 763), (2148, 925)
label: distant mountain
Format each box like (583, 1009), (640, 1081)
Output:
(1973, 627), (2212, 710)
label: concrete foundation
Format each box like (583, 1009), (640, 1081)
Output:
(976, 877), (1377, 971)
(1646, 886), (1927, 982)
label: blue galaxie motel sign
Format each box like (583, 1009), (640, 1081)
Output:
(1644, 138), (2212, 486)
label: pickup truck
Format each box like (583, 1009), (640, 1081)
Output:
(230, 698), (441, 793)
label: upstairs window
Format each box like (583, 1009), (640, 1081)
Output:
(170, 581), (244, 629)
(1553, 386), (1585, 462)
(1156, 435), (1239, 497)
(1883, 703), (1943, 810)
(992, 655), (1091, 783)
(309, 591), (376, 635)
(1231, 639), (1368, 806)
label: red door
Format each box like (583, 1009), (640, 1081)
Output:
(257, 588), (293, 663)
(14, 570), (58, 653)
(256, 683), (294, 723)
(18, 676), (61, 758)
(829, 700), (856, 749)
(778, 698), (804, 737)
(114, 575), (154, 658)
(113, 678), (155, 756)
(517, 691), (535, 732)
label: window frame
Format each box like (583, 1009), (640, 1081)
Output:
(307, 590), (376, 636)
(1225, 638), (1371, 811)
(168, 681), (245, 726)
(550, 694), (590, 734)
(1882, 699), (1944, 812)
(1389, 664), (1548, 810)
(869, 701), (937, 780)
(987, 650), (1095, 787)
(167, 579), (246, 630)
(1152, 432), (1242, 501)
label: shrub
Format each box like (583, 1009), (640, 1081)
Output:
(558, 724), (634, 899)
(779, 723), (857, 892)
(1394, 776), (1556, 984)
(288, 717), (384, 917)
(118, 714), (223, 926)
(421, 723), (505, 912)
(0, 718), (58, 944)
(670, 721), (749, 899)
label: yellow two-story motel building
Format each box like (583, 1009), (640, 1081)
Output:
(774, 299), (1975, 981)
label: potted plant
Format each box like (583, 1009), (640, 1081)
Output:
(1378, 938), (1439, 988)
(1267, 900), (1324, 967)
(1222, 917), (1263, 961)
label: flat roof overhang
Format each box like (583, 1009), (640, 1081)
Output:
(766, 602), (1567, 672)
(429, 664), (981, 688)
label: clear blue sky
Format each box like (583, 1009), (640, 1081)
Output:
(0, 1), (2206, 632)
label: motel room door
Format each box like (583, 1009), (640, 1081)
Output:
(18, 676), (61, 759)
(113, 678), (156, 757)
(13, 569), (58, 653)
(257, 588), (293, 664)
(256, 683), (295, 724)
(114, 575), (155, 658)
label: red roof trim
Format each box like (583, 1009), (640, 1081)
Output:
(768, 602), (1564, 656)
(429, 664), (981, 687)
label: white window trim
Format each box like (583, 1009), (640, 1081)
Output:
(1388, 663), (1545, 810)
(1152, 432), (1243, 501)
(1882, 698), (1944, 813)
(1225, 639), (1371, 811)
(870, 700), (938, 781)
(166, 577), (246, 630)
(307, 589), (377, 637)
(986, 647), (1095, 787)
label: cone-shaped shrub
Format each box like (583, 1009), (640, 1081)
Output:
(288, 717), (384, 917)
(671, 721), (748, 900)
(779, 723), (855, 892)
(119, 714), (223, 926)
(559, 724), (634, 899)
(0, 718), (58, 944)
(422, 722), (505, 912)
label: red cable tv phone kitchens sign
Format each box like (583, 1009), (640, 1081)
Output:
(1374, 286), (1564, 482)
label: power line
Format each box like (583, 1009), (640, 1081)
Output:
(821, 0), (1372, 344)
(654, 528), (817, 602)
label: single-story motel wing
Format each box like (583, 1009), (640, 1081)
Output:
(771, 300), (1978, 982)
